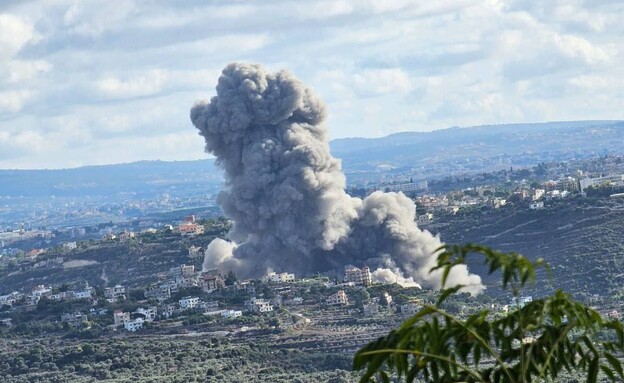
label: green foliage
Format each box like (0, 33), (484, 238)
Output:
(354, 244), (624, 383)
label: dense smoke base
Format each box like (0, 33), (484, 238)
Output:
(190, 63), (483, 295)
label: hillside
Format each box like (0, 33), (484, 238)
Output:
(332, 120), (624, 175)
(430, 197), (624, 298)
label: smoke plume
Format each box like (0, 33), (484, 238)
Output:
(190, 63), (483, 295)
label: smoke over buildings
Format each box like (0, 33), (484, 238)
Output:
(190, 63), (483, 295)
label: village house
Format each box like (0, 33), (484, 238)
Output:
(326, 290), (348, 306)
(245, 298), (274, 313)
(265, 271), (295, 283)
(344, 266), (372, 286)
(104, 285), (126, 302)
(113, 310), (131, 326)
(198, 273), (225, 292)
(124, 317), (144, 332)
(61, 313), (89, 328)
(135, 306), (157, 322)
(179, 296), (200, 310)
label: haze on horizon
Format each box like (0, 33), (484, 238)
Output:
(1, 0), (623, 169)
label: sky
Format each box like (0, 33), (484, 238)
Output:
(0, 0), (622, 169)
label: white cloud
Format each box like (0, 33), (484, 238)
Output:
(0, 0), (621, 168)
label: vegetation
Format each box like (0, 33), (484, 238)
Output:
(354, 244), (624, 383)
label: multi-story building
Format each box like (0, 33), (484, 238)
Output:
(326, 290), (348, 306)
(135, 306), (157, 322)
(199, 273), (225, 291)
(113, 310), (130, 326)
(124, 318), (144, 332)
(179, 296), (200, 310)
(245, 298), (273, 313)
(344, 266), (372, 286)
(265, 271), (295, 283)
(104, 285), (126, 302)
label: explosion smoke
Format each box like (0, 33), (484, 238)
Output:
(190, 63), (483, 295)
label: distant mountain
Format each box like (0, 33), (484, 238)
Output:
(0, 160), (221, 199)
(330, 120), (624, 174)
(1, 120), (623, 198)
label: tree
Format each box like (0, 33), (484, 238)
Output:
(354, 244), (624, 383)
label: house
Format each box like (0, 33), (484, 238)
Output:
(179, 296), (200, 310)
(529, 201), (544, 210)
(124, 317), (144, 332)
(178, 223), (204, 236)
(144, 284), (171, 301)
(113, 310), (131, 326)
(104, 285), (126, 302)
(198, 273), (225, 292)
(135, 306), (157, 322)
(188, 245), (202, 257)
(344, 266), (372, 286)
(63, 242), (78, 251)
(265, 271), (295, 283)
(199, 300), (219, 311)
(161, 303), (177, 319)
(0, 291), (21, 307)
(221, 310), (242, 319)
(245, 298), (274, 313)
(326, 290), (348, 306)
(119, 231), (136, 242)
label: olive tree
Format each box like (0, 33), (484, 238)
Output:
(354, 244), (624, 383)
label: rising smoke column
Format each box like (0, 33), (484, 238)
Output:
(190, 63), (483, 295)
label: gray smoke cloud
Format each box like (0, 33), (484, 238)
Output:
(190, 63), (484, 295)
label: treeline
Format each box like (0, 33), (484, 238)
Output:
(0, 336), (357, 382)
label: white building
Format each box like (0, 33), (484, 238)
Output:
(580, 174), (624, 193)
(326, 290), (348, 306)
(266, 271), (295, 283)
(529, 201), (544, 210)
(179, 296), (200, 310)
(221, 310), (242, 319)
(135, 306), (157, 322)
(124, 317), (144, 332)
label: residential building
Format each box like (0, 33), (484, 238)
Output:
(198, 273), (225, 292)
(326, 290), (348, 306)
(266, 271), (295, 283)
(63, 242), (78, 251)
(178, 223), (204, 236)
(124, 317), (144, 332)
(113, 310), (130, 326)
(245, 298), (274, 313)
(221, 310), (242, 319)
(529, 201), (544, 210)
(179, 296), (200, 310)
(344, 266), (372, 286)
(104, 285), (126, 302)
(135, 306), (157, 322)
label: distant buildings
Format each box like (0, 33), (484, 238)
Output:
(579, 174), (624, 193)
